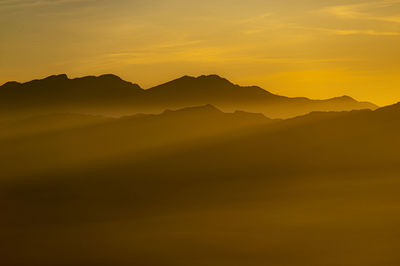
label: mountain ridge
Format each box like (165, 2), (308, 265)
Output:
(0, 73), (378, 119)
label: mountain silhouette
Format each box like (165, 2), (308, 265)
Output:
(0, 74), (143, 120)
(145, 75), (377, 117)
(0, 74), (377, 119)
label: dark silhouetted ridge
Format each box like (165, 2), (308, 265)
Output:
(44, 74), (69, 80)
(25, 74), (69, 86)
(0, 74), (144, 115)
(0, 73), (378, 119)
(147, 74), (270, 96)
(2, 81), (21, 87)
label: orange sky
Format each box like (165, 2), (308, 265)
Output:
(1, 0), (400, 105)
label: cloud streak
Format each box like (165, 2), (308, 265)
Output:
(0, 0), (97, 9)
(296, 25), (400, 36)
(321, 0), (400, 23)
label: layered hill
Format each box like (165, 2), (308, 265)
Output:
(2, 101), (400, 266)
(2, 73), (397, 266)
(0, 74), (377, 119)
(0, 105), (272, 178)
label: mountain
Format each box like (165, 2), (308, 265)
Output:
(0, 74), (377, 119)
(1, 101), (400, 266)
(0, 74), (143, 119)
(0, 113), (112, 140)
(145, 75), (377, 117)
(0, 105), (272, 178)
(1, 74), (143, 103)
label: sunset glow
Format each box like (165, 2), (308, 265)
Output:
(2, 0), (400, 105)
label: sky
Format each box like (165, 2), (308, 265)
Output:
(1, 0), (400, 105)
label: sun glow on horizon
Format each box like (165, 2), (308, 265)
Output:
(1, 0), (400, 105)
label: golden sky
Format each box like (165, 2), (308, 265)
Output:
(1, 0), (400, 105)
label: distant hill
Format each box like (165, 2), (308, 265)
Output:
(0, 105), (272, 178)
(0, 74), (377, 119)
(0, 113), (112, 140)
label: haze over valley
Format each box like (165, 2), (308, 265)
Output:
(2, 0), (400, 265)
(1, 73), (400, 265)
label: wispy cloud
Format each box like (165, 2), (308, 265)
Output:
(298, 25), (400, 36)
(321, 0), (400, 23)
(328, 29), (400, 36)
(236, 13), (272, 25)
(0, 0), (96, 9)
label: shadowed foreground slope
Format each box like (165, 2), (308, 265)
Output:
(1, 103), (400, 265)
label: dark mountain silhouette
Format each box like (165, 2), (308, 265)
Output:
(1, 74), (143, 101)
(0, 74), (143, 119)
(0, 74), (377, 119)
(145, 75), (377, 117)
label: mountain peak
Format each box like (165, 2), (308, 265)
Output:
(339, 95), (354, 100)
(196, 74), (233, 84)
(197, 74), (228, 80)
(173, 74), (233, 84)
(43, 74), (69, 81)
(328, 95), (357, 102)
(163, 104), (223, 115)
(2, 81), (21, 87)
(148, 74), (238, 94)
(98, 74), (124, 81)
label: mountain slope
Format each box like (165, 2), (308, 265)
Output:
(0, 74), (377, 119)
(0, 113), (112, 140)
(0, 102), (399, 266)
(145, 75), (377, 118)
(0, 74), (143, 119)
(0, 105), (272, 178)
